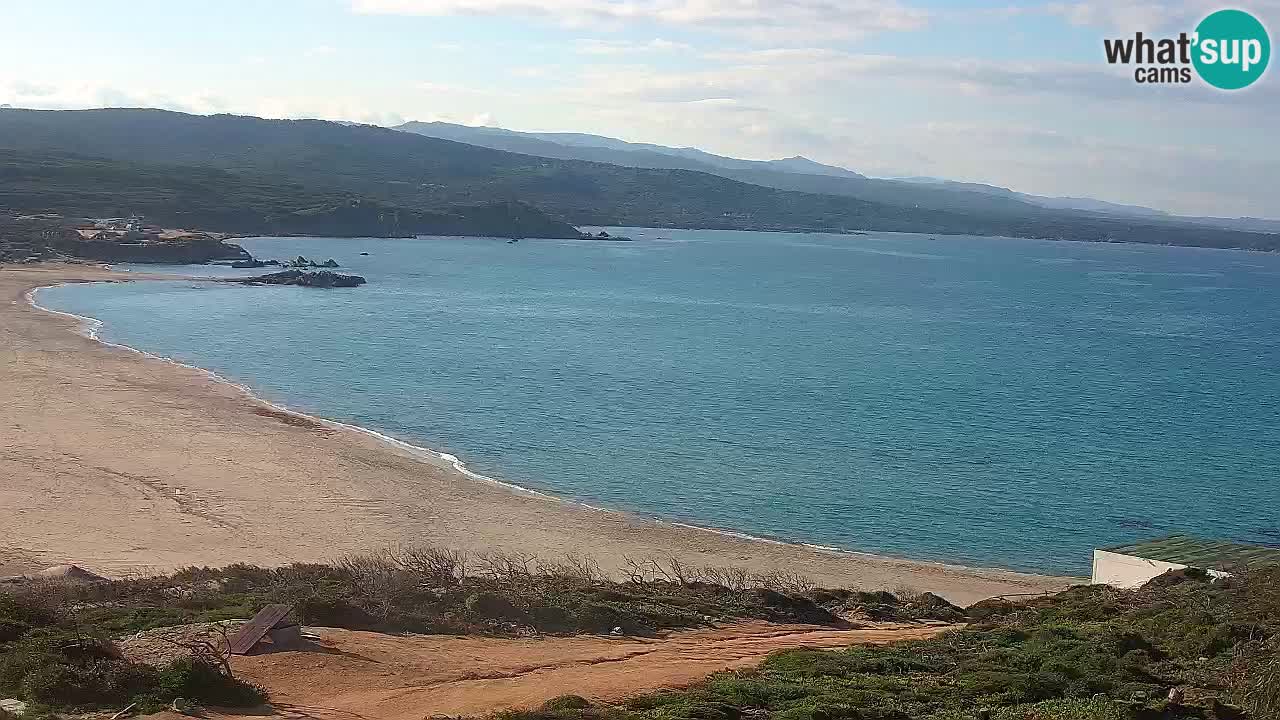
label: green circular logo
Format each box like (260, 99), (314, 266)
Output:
(1193, 9), (1270, 89)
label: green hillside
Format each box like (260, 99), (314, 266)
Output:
(0, 108), (1276, 250)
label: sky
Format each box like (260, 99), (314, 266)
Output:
(0, 0), (1276, 218)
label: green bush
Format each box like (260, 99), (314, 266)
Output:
(0, 619), (263, 712)
(542, 695), (593, 711)
(467, 591), (522, 619)
(0, 595), (58, 643)
(765, 646), (942, 677)
(19, 660), (157, 708)
(1, 629), (157, 710)
(157, 657), (265, 707)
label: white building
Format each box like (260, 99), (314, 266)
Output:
(1092, 535), (1280, 589)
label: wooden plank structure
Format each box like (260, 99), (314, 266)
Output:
(228, 603), (297, 655)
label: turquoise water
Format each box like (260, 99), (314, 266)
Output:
(39, 229), (1280, 575)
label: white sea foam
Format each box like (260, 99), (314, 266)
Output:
(29, 282), (576, 505)
(25, 281), (1022, 577)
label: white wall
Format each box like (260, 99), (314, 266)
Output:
(1091, 549), (1187, 589)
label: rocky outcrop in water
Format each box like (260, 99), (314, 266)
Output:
(237, 270), (367, 288)
(288, 256), (341, 268)
(230, 259), (283, 269)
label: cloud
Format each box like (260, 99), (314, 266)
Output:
(414, 80), (519, 98)
(1045, 0), (1280, 32)
(0, 78), (418, 128)
(574, 38), (690, 55)
(510, 66), (552, 77)
(0, 80), (231, 115)
(906, 120), (1280, 216)
(588, 47), (1280, 110)
(350, 0), (930, 39)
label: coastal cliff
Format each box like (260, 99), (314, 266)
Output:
(0, 218), (251, 264)
(51, 233), (251, 264)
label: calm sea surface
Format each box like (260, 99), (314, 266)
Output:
(39, 229), (1280, 575)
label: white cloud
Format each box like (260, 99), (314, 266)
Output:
(586, 47), (1280, 110)
(510, 66), (552, 78)
(350, 0), (930, 39)
(0, 80), (230, 115)
(550, 44), (1277, 215)
(1045, 0), (1280, 32)
(574, 38), (690, 55)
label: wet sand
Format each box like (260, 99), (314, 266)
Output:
(0, 264), (1079, 604)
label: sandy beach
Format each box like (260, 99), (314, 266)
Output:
(0, 264), (1078, 604)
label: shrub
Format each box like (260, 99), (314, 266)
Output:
(19, 660), (157, 708)
(157, 657), (265, 707)
(0, 594), (58, 643)
(466, 591), (521, 619)
(0, 621), (262, 712)
(2, 629), (158, 710)
(542, 695), (592, 711)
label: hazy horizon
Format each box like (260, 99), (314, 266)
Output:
(3, 0), (1276, 218)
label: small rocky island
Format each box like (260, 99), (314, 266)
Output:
(588, 230), (633, 242)
(236, 270), (367, 288)
(287, 256), (341, 268)
(228, 256), (339, 269)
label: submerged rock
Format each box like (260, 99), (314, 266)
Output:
(238, 270), (367, 288)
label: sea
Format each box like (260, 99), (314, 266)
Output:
(36, 229), (1280, 576)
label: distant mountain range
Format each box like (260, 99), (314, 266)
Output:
(396, 121), (867, 179)
(0, 108), (1275, 249)
(397, 121), (1280, 234)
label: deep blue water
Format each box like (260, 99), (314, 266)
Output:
(39, 229), (1280, 575)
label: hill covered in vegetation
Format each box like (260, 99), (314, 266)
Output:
(2, 547), (1277, 719)
(1, 108), (1277, 250)
(0, 148), (582, 239)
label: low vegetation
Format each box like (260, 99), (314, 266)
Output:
(492, 568), (1280, 720)
(5, 550), (1277, 718)
(7, 549), (955, 643)
(0, 548), (954, 715)
(0, 594), (264, 716)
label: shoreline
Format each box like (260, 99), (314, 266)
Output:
(27, 279), (1053, 581)
(2, 263), (1080, 603)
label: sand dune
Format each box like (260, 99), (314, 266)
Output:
(0, 264), (1077, 604)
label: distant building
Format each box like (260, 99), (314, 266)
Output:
(1092, 534), (1280, 589)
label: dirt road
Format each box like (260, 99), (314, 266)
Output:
(155, 621), (951, 719)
